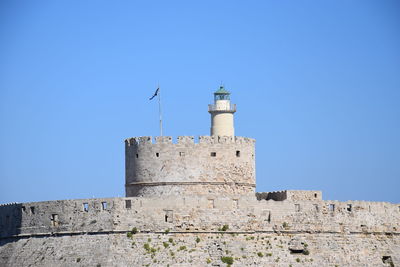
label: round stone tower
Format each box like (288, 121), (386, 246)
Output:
(124, 88), (255, 197)
(208, 86), (236, 137)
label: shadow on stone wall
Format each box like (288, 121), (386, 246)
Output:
(0, 203), (22, 245)
(256, 191), (287, 201)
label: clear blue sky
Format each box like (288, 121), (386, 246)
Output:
(0, 1), (399, 204)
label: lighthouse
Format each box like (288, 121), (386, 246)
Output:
(208, 86), (236, 137)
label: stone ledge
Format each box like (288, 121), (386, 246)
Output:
(125, 136), (256, 146)
(2, 229), (399, 241)
(125, 181), (256, 187)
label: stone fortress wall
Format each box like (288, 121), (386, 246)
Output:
(1, 134), (399, 266)
(125, 136), (256, 197)
(1, 191), (399, 266)
(1, 191), (399, 238)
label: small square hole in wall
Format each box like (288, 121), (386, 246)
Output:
(295, 204), (301, 212)
(125, 200), (131, 209)
(382, 256), (393, 266)
(208, 199), (215, 209)
(346, 204), (352, 212)
(51, 214), (59, 226)
(156, 152), (159, 157)
(101, 202), (107, 210)
(30, 207), (35, 215)
(165, 210), (173, 223)
(328, 204), (335, 212)
(233, 199), (239, 209)
(236, 150), (240, 157)
(83, 203), (89, 212)
(210, 152), (216, 157)
(136, 154), (139, 158)
(179, 152), (185, 157)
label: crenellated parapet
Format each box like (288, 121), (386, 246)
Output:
(0, 203), (20, 207)
(125, 136), (256, 197)
(124, 136), (255, 146)
(1, 195), (399, 240)
(256, 190), (323, 201)
(1, 195), (399, 267)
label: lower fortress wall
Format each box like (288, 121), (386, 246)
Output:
(1, 191), (399, 266)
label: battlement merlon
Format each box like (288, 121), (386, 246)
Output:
(124, 136), (256, 146)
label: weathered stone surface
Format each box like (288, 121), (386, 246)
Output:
(0, 230), (399, 266)
(1, 134), (399, 266)
(125, 136), (256, 197)
(288, 237), (306, 252)
(0, 194), (399, 266)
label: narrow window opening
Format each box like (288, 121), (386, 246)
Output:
(233, 199), (239, 209)
(165, 210), (173, 223)
(210, 152), (216, 157)
(346, 204), (352, 212)
(267, 212), (271, 223)
(314, 204), (319, 212)
(156, 152), (159, 157)
(101, 202), (107, 210)
(314, 193), (318, 198)
(179, 152), (185, 157)
(30, 207), (35, 215)
(125, 200), (132, 209)
(382, 256), (393, 266)
(329, 204), (335, 212)
(135, 154), (139, 158)
(21, 206), (26, 213)
(83, 203), (89, 212)
(290, 249), (305, 254)
(236, 150), (240, 157)
(5, 215), (10, 225)
(51, 214), (59, 227)
(208, 199), (215, 209)
(295, 204), (301, 212)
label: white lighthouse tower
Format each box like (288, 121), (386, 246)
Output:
(208, 86), (236, 137)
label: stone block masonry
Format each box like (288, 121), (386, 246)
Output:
(125, 136), (256, 197)
(0, 193), (399, 266)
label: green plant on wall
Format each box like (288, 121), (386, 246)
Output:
(221, 256), (234, 266)
(219, 224), (229, 231)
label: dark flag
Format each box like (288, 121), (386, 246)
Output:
(149, 88), (159, 100)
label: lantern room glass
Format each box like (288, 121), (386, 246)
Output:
(214, 93), (230, 101)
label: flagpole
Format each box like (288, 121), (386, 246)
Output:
(158, 85), (163, 136)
